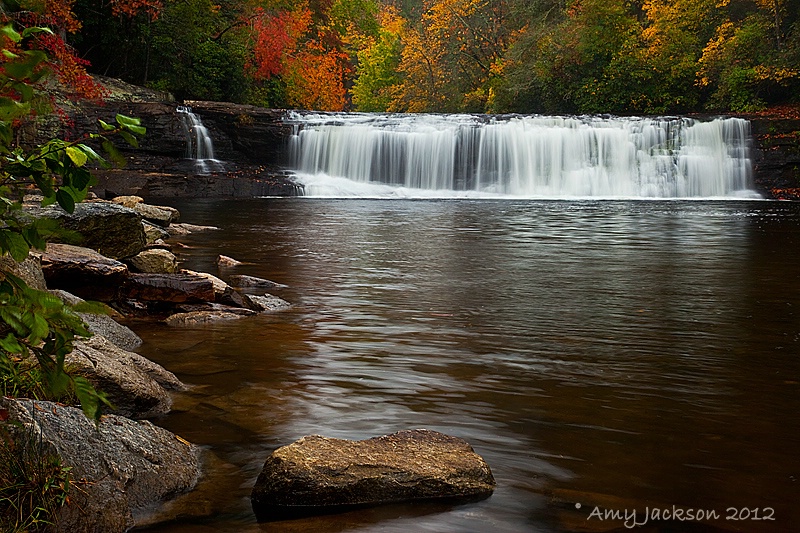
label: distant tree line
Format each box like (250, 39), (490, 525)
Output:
(38, 0), (800, 113)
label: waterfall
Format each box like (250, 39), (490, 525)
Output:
(177, 106), (223, 174)
(287, 113), (757, 198)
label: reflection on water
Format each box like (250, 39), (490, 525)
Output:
(134, 199), (800, 532)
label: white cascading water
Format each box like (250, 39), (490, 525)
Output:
(177, 106), (224, 174)
(287, 113), (756, 198)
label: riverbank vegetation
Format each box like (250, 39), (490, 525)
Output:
(52, 0), (799, 114)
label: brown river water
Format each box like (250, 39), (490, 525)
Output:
(133, 198), (800, 532)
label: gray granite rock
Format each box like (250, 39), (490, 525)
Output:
(0, 397), (200, 533)
(68, 335), (184, 419)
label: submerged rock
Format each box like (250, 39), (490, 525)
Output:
(228, 274), (285, 289)
(217, 254), (243, 267)
(250, 429), (495, 521)
(0, 397), (200, 533)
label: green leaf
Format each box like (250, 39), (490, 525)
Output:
(55, 189), (76, 214)
(65, 146), (88, 167)
(0, 229), (30, 262)
(98, 120), (117, 132)
(0, 333), (24, 354)
(115, 114), (142, 128)
(21, 27), (54, 39)
(1, 25), (22, 44)
(101, 140), (125, 167)
(119, 130), (139, 148)
(73, 376), (112, 422)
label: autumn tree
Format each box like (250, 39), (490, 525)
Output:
(351, 5), (404, 111)
(389, 0), (515, 112)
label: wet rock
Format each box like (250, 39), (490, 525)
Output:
(180, 270), (256, 309)
(0, 397), (200, 533)
(165, 308), (256, 326)
(0, 253), (47, 290)
(111, 195), (144, 208)
(217, 254), (243, 267)
(40, 243), (129, 301)
(51, 290), (142, 351)
(24, 202), (146, 259)
(182, 269), (228, 294)
(133, 203), (176, 227)
(121, 272), (215, 303)
(250, 429), (495, 521)
(249, 294), (291, 312)
(127, 249), (179, 274)
(167, 223), (220, 236)
(228, 274), (285, 289)
(143, 220), (170, 244)
(68, 335), (184, 418)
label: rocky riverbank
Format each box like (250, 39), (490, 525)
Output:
(1, 194), (292, 531)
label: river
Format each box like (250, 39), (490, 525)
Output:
(134, 198), (800, 532)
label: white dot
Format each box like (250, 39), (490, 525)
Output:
(575, 503), (581, 509)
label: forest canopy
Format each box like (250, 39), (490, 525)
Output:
(5, 0), (800, 114)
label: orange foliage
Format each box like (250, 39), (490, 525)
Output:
(249, 6), (312, 80)
(284, 43), (347, 110)
(109, 0), (164, 20)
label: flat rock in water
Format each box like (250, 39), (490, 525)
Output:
(228, 274), (285, 289)
(249, 294), (291, 312)
(41, 243), (129, 301)
(165, 308), (256, 326)
(167, 223), (220, 236)
(250, 429), (495, 521)
(121, 272), (215, 303)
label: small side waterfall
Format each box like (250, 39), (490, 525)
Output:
(177, 106), (223, 174)
(287, 113), (756, 198)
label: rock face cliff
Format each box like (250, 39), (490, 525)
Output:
(58, 79), (799, 199)
(746, 109), (800, 200)
(60, 81), (301, 198)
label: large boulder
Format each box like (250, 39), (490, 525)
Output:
(40, 243), (129, 301)
(0, 397), (200, 533)
(51, 290), (142, 351)
(250, 429), (496, 521)
(68, 335), (184, 419)
(24, 202), (146, 259)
